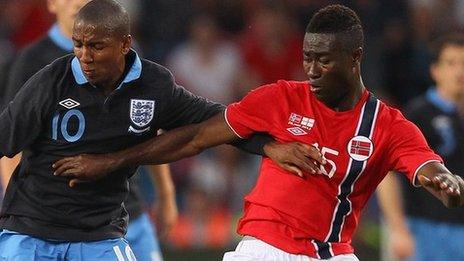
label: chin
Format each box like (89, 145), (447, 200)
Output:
(88, 79), (101, 86)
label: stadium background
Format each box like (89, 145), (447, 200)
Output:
(0, 0), (463, 260)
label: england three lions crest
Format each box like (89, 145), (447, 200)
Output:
(129, 99), (155, 134)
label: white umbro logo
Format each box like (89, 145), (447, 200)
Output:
(59, 98), (80, 109)
(287, 127), (307, 136)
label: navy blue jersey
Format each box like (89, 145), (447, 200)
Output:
(0, 50), (223, 241)
(3, 25), (148, 222)
(401, 88), (464, 224)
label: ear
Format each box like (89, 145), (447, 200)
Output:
(352, 47), (363, 66)
(121, 35), (132, 55)
(351, 47), (363, 73)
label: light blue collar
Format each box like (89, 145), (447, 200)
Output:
(48, 24), (73, 52)
(426, 87), (457, 114)
(71, 50), (142, 88)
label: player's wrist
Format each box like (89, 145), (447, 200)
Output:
(105, 153), (125, 171)
(263, 141), (278, 158)
(457, 175), (464, 206)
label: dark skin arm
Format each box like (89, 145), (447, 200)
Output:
(53, 112), (326, 187)
(416, 162), (464, 208)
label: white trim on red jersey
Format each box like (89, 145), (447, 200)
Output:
(316, 94), (380, 259)
(223, 108), (246, 139)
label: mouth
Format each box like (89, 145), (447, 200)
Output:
(83, 69), (95, 77)
(310, 85), (323, 93)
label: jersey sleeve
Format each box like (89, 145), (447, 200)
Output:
(387, 112), (443, 186)
(0, 67), (56, 157)
(225, 83), (279, 138)
(159, 71), (225, 130)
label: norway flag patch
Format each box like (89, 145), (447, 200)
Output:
(347, 135), (374, 161)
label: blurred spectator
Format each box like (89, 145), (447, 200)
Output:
(237, 2), (305, 96)
(167, 14), (243, 104)
(1, 0), (53, 49)
(166, 14), (249, 237)
(378, 33), (464, 261)
(138, 0), (194, 62)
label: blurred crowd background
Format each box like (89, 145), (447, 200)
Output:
(0, 0), (463, 260)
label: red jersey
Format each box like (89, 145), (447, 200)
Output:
(225, 80), (442, 258)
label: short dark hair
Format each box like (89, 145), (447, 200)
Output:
(75, 0), (130, 38)
(429, 33), (464, 63)
(306, 5), (364, 51)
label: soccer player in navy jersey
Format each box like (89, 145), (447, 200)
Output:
(0, 0), (306, 260)
(53, 4), (464, 261)
(0, 1), (177, 260)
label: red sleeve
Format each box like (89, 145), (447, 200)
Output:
(387, 111), (443, 186)
(225, 82), (282, 139)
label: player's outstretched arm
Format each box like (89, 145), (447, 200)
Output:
(53, 112), (328, 187)
(53, 112), (237, 186)
(416, 162), (464, 208)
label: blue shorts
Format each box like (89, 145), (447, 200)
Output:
(125, 213), (162, 261)
(0, 229), (136, 260)
(406, 217), (464, 261)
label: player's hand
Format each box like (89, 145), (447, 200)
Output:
(418, 173), (464, 208)
(154, 195), (179, 241)
(263, 141), (326, 177)
(389, 227), (415, 259)
(52, 154), (118, 187)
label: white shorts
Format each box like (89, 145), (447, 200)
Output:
(223, 236), (359, 261)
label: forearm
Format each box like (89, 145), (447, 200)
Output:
(148, 164), (175, 198)
(0, 153), (21, 190)
(111, 113), (237, 170)
(230, 133), (274, 156)
(111, 124), (204, 170)
(377, 172), (408, 230)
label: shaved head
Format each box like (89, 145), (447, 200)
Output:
(75, 0), (130, 38)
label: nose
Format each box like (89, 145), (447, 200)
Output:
(79, 46), (93, 64)
(307, 61), (322, 80)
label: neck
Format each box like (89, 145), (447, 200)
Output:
(101, 59), (126, 95)
(57, 22), (72, 39)
(436, 86), (460, 105)
(331, 77), (365, 112)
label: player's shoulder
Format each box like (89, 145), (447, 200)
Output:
(276, 80), (309, 90)
(403, 95), (433, 117)
(42, 53), (74, 75)
(140, 58), (175, 85)
(374, 97), (416, 131)
(23, 54), (74, 89)
(250, 79), (308, 95)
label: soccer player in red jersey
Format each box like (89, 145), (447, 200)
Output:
(53, 5), (464, 261)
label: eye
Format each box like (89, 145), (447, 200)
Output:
(303, 55), (312, 62)
(319, 57), (330, 65)
(93, 44), (105, 51)
(73, 41), (82, 48)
